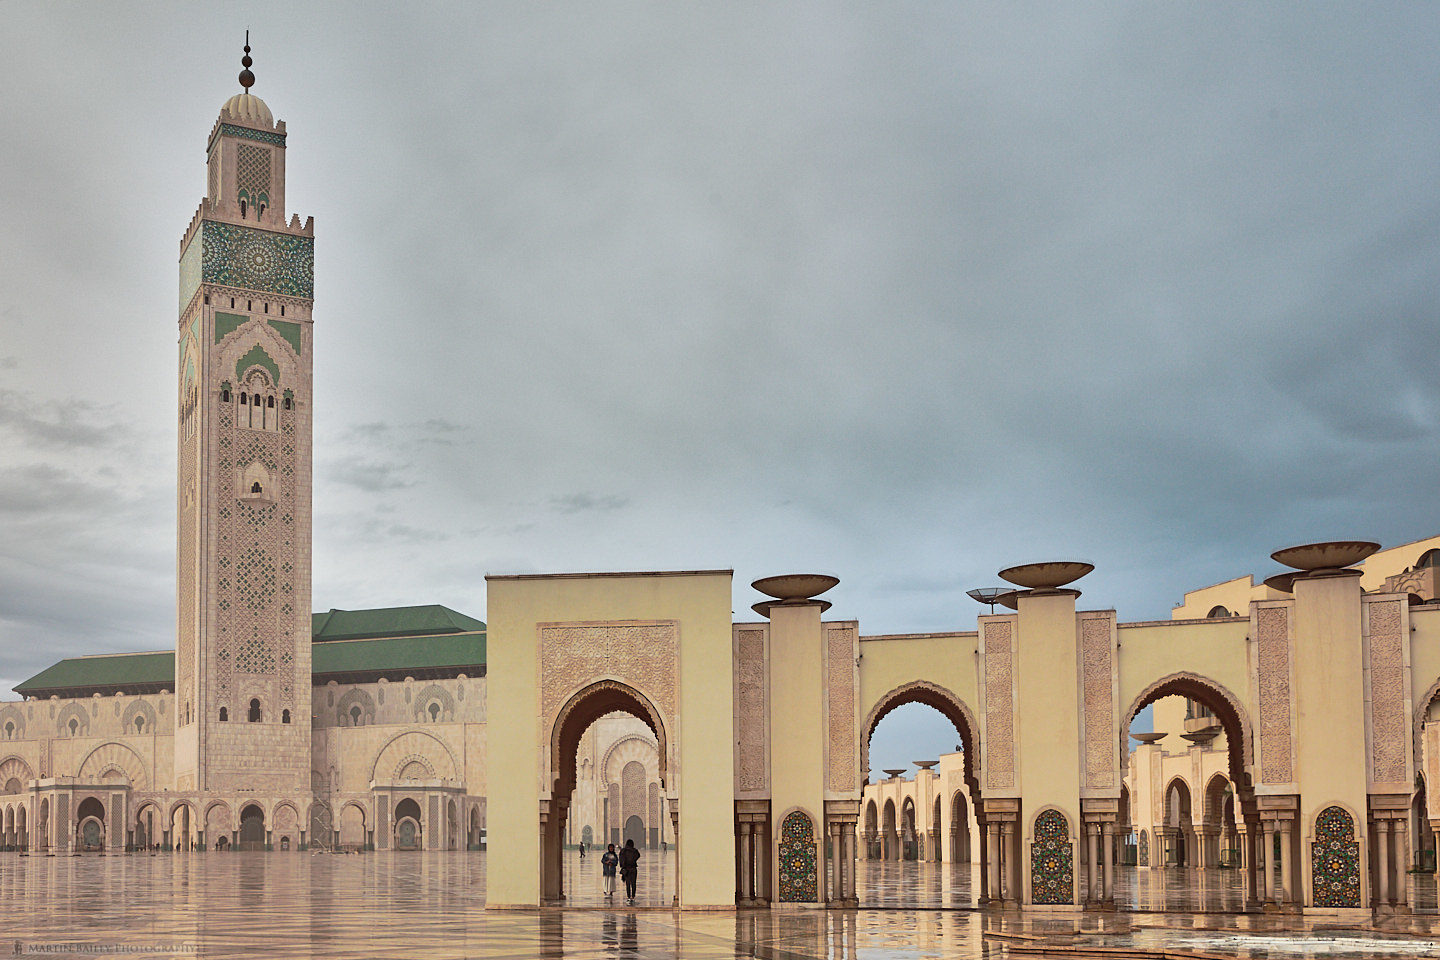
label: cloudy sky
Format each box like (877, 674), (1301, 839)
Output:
(2, 3), (1438, 774)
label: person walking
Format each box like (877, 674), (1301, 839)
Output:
(601, 843), (619, 899)
(619, 838), (641, 904)
(579, 839), (586, 859)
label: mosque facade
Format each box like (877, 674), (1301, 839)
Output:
(0, 68), (662, 857)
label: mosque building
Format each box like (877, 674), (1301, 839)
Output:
(0, 50), (665, 856)
(5, 48), (1440, 918)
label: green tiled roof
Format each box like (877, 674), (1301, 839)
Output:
(15, 605), (486, 698)
(14, 651), (175, 699)
(311, 604), (485, 642)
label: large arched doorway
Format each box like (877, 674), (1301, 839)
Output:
(860, 681), (984, 907)
(238, 804), (265, 851)
(1120, 674), (1256, 911)
(76, 797), (105, 851)
(394, 798), (422, 850)
(863, 800), (879, 858)
(545, 679), (671, 906)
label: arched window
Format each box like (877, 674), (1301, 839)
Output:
(1420, 549), (1440, 569)
(350, 705), (362, 727)
(258, 202), (266, 218)
(68, 718), (78, 736)
(3, 721), (11, 739)
(219, 707), (228, 722)
(251, 481), (263, 495)
(135, 716), (145, 734)
(240, 199), (247, 218)
(282, 709), (291, 724)
(252, 393), (261, 407)
(428, 702), (440, 722)
(239, 393), (247, 406)
(266, 396), (275, 408)
(221, 386), (231, 402)
(283, 397), (292, 410)
(1206, 605), (1232, 618)
(248, 699), (261, 723)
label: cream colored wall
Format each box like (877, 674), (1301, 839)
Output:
(1413, 607), (1440, 718)
(0, 691), (175, 789)
(767, 601), (827, 887)
(485, 570), (735, 908)
(1116, 619), (1251, 724)
(857, 633), (981, 756)
(1359, 535), (1440, 591)
(1172, 576), (1266, 620)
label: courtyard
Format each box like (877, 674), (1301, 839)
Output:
(3, 851), (1440, 958)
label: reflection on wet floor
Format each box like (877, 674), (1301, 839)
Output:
(1, 851), (1439, 958)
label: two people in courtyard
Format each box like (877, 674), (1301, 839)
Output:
(600, 840), (641, 904)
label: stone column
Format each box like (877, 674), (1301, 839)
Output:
(1279, 820), (1293, 905)
(830, 821), (843, 902)
(1397, 819), (1410, 909)
(1001, 821), (1016, 903)
(1102, 822), (1115, 903)
(985, 822), (1000, 903)
(738, 821), (753, 903)
(1262, 821), (1276, 903)
(1087, 822), (1100, 903)
(840, 823), (852, 903)
(1377, 820), (1391, 906)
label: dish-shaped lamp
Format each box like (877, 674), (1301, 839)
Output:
(998, 561), (1095, 591)
(1270, 540), (1380, 573)
(751, 574), (839, 602)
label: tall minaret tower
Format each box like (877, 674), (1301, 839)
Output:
(175, 38), (314, 794)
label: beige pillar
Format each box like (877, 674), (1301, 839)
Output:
(1087, 823), (1100, 902)
(1279, 820), (1293, 905)
(739, 821), (753, 902)
(1377, 820), (1391, 906)
(830, 821), (843, 902)
(985, 822), (1000, 902)
(1262, 821), (1276, 902)
(1102, 822), (1115, 902)
(844, 822), (857, 902)
(1008, 823), (1019, 903)
(1397, 819), (1410, 908)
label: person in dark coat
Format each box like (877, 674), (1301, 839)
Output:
(601, 843), (619, 898)
(618, 838), (641, 903)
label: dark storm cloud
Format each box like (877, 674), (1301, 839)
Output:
(2, 3), (1438, 767)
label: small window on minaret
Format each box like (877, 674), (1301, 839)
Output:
(239, 393), (247, 405)
(251, 481), (263, 495)
(267, 396), (275, 409)
(252, 393), (261, 407)
(219, 707), (228, 722)
(249, 699), (261, 723)
(259, 202), (267, 218)
(283, 397), (292, 411)
(222, 387), (231, 402)
(240, 199), (247, 218)
(280, 305), (285, 317)
(264, 302), (269, 314)
(282, 709), (291, 724)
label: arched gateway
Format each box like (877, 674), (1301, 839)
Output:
(487, 551), (1440, 914)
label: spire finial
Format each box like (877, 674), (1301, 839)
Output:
(238, 30), (255, 91)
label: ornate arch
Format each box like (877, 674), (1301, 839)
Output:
(1119, 672), (1255, 796)
(1030, 806), (1074, 905)
(601, 733), (660, 784)
(77, 742), (148, 790)
(413, 684), (456, 723)
(203, 800), (232, 835)
(0, 705), (26, 740)
(860, 680), (981, 800)
(55, 702), (90, 738)
(1202, 772), (1231, 825)
(121, 700), (158, 735)
(0, 756), (35, 789)
(1412, 675), (1440, 767)
(777, 807), (819, 902)
(337, 687), (377, 726)
(549, 679), (669, 797)
(370, 730), (458, 783)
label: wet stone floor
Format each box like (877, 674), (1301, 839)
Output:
(1, 851), (1438, 958)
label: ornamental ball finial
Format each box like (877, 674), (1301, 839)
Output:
(239, 30), (255, 90)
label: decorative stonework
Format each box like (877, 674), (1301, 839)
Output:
(1255, 606), (1294, 784)
(218, 122), (287, 148)
(202, 221), (315, 299)
(733, 629), (767, 793)
(778, 810), (818, 902)
(1080, 615), (1115, 788)
(236, 144), (272, 202)
(1367, 599), (1407, 784)
(1311, 805), (1360, 907)
(539, 621), (679, 748)
(983, 620), (1015, 789)
(826, 625), (857, 793)
(1030, 810), (1073, 904)
(1138, 828), (1149, 866)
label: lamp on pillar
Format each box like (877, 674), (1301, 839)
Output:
(750, 574), (838, 618)
(997, 560), (1094, 597)
(1265, 540), (1380, 592)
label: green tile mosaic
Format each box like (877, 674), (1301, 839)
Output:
(235, 344), (280, 387)
(203, 221), (314, 299)
(215, 312), (248, 343)
(269, 318), (302, 355)
(218, 122), (287, 147)
(178, 235), (202, 315)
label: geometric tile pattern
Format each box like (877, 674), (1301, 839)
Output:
(778, 810), (818, 902)
(1139, 828), (1149, 867)
(219, 122), (286, 147)
(1030, 809), (1073, 905)
(1311, 805), (1361, 908)
(202, 221), (314, 299)
(236, 144), (271, 203)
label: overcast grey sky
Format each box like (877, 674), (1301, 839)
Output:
(2, 3), (1438, 775)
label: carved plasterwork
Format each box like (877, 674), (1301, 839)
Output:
(1365, 598), (1409, 786)
(982, 618), (1016, 790)
(825, 624), (859, 794)
(733, 627), (768, 795)
(1254, 605), (1295, 785)
(539, 621), (678, 730)
(1079, 614), (1117, 789)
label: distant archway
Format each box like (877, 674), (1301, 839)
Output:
(238, 804), (265, 851)
(394, 798), (422, 850)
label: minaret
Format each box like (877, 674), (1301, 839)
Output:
(175, 37), (314, 794)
